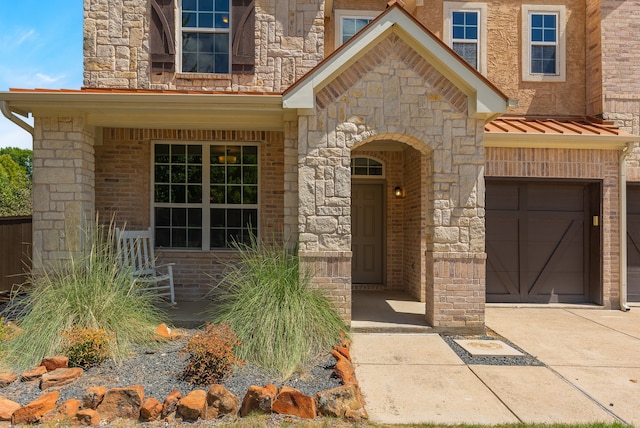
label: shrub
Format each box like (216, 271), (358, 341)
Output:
(62, 328), (112, 369)
(4, 219), (166, 370)
(211, 240), (348, 379)
(182, 323), (243, 385)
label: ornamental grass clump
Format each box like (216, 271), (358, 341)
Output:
(4, 220), (166, 370)
(211, 240), (348, 379)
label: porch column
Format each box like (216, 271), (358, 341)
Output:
(32, 116), (96, 269)
(296, 113), (352, 321)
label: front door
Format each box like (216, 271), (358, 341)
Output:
(352, 183), (384, 284)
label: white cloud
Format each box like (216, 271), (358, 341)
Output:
(34, 73), (62, 85)
(0, 28), (37, 52)
(0, 115), (33, 150)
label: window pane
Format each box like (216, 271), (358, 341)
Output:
(531, 14), (542, 27)
(199, 33), (214, 51)
(187, 229), (202, 248)
(156, 208), (171, 227)
(227, 166), (241, 184)
(544, 29), (556, 42)
(182, 52), (197, 73)
(214, 54), (229, 73)
(466, 26), (477, 39)
(188, 208), (202, 227)
(171, 185), (186, 203)
(243, 186), (258, 204)
(187, 185), (202, 203)
(243, 209), (257, 229)
(215, 12), (230, 29)
(172, 145), (186, 163)
(531, 28), (542, 42)
(188, 145), (202, 163)
(156, 228), (170, 247)
(198, 53), (214, 73)
(155, 185), (170, 203)
(215, 0), (229, 12)
(242, 146), (258, 164)
(172, 229), (187, 248)
(453, 42), (477, 69)
(173, 208), (187, 226)
(210, 186), (225, 203)
(466, 12), (477, 25)
(453, 26), (464, 39)
(183, 12), (197, 27)
(210, 229), (225, 248)
(211, 166), (225, 183)
(227, 209), (242, 227)
(171, 165), (186, 183)
(211, 209), (225, 227)
(543, 14), (556, 28)
(452, 11), (465, 25)
(199, 0), (214, 12)
(227, 186), (241, 204)
(188, 165), (202, 184)
(243, 166), (257, 184)
(155, 165), (170, 183)
(183, 0), (197, 11)
(155, 144), (169, 163)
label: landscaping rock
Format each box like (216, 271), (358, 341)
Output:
(177, 389), (207, 421)
(0, 396), (21, 421)
(140, 397), (162, 422)
(40, 356), (69, 371)
(155, 323), (172, 340)
(20, 365), (47, 381)
(77, 408), (100, 426)
(240, 383), (277, 417)
(206, 384), (239, 420)
(40, 367), (83, 390)
(96, 385), (144, 421)
(161, 388), (183, 418)
(316, 384), (368, 421)
(42, 398), (81, 423)
(0, 372), (18, 387)
(11, 391), (59, 425)
(272, 386), (317, 419)
(82, 385), (106, 409)
(334, 345), (351, 361)
(331, 349), (357, 385)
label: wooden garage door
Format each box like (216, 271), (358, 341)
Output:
(486, 181), (599, 303)
(627, 185), (640, 302)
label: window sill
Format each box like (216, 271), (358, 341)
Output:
(176, 72), (233, 79)
(156, 248), (240, 253)
(522, 74), (565, 83)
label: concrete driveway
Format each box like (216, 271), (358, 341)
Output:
(352, 306), (640, 425)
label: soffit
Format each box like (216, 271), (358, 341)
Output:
(283, 3), (508, 120)
(1, 88), (284, 131)
(484, 116), (640, 149)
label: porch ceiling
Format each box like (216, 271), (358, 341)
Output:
(0, 89), (285, 131)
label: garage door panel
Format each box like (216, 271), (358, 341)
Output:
(627, 185), (640, 302)
(487, 181), (592, 304)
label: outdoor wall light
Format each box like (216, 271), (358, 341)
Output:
(394, 186), (406, 199)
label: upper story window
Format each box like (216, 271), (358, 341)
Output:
(181, 0), (231, 74)
(443, 2), (487, 74)
(335, 10), (379, 47)
(522, 5), (566, 82)
(153, 142), (259, 250)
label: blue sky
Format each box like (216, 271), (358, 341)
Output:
(0, 1), (84, 150)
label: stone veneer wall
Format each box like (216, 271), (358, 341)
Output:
(94, 128), (285, 301)
(294, 33), (486, 330)
(485, 147), (621, 309)
(32, 117), (96, 268)
(84, 0), (326, 92)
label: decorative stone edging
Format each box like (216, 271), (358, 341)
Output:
(0, 334), (367, 425)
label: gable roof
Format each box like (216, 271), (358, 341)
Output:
(283, 3), (509, 120)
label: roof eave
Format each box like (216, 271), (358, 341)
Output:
(484, 132), (640, 150)
(0, 91), (285, 131)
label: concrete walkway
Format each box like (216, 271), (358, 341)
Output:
(352, 306), (640, 425)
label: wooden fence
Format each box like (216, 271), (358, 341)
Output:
(0, 216), (32, 292)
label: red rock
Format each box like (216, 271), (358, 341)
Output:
(177, 389), (207, 421)
(140, 397), (162, 422)
(316, 384), (368, 420)
(77, 408), (100, 426)
(0, 372), (18, 387)
(11, 391), (59, 425)
(272, 386), (317, 419)
(40, 356), (69, 371)
(334, 345), (351, 361)
(83, 385), (106, 409)
(331, 349), (357, 385)
(42, 398), (82, 423)
(96, 385), (144, 421)
(240, 383), (277, 417)
(206, 384), (239, 420)
(40, 367), (83, 390)
(161, 388), (183, 418)
(0, 397), (20, 421)
(21, 365), (47, 381)
(155, 323), (171, 340)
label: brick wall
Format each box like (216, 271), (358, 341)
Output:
(403, 148), (427, 301)
(95, 128), (285, 301)
(485, 147), (621, 309)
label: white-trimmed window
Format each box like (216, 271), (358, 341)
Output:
(522, 5), (566, 82)
(443, 2), (487, 74)
(180, 0), (231, 74)
(335, 10), (379, 47)
(153, 143), (258, 249)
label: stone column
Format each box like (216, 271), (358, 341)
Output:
(296, 114), (352, 321)
(32, 117), (96, 269)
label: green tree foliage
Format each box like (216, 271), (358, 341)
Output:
(0, 148), (32, 217)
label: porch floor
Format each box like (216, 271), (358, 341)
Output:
(351, 290), (431, 333)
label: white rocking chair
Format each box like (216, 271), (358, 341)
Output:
(116, 227), (176, 305)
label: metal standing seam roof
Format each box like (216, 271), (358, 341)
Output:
(484, 116), (630, 137)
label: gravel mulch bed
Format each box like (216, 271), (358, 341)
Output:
(441, 328), (544, 366)
(0, 329), (342, 407)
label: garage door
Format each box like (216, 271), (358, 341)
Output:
(627, 185), (640, 302)
(486, 181), (599, 303)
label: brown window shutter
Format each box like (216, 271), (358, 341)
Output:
(150, 0), (176, 73)
(231, 0), (255, 74)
